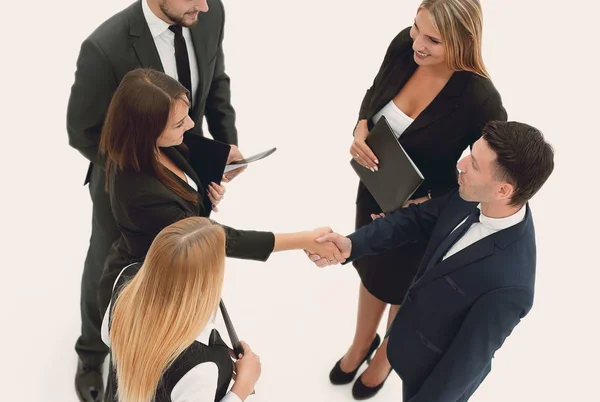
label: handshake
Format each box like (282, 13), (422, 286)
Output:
(302, 227), (353, 268)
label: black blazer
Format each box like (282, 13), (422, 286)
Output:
(97, 145), (275, 315)
(66, 0), (237, 184)
(357, 27), (507, 200)
(347, 189), (536, 402)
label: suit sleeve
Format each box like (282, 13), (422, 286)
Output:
(220, 224), (275, 262)
(346, 189), (454, 262)
(357, 27), (412, 122)
(427, 89), (506, 199)
(468, 91), (508, 147)
(204, 1), (238, 146)
(129, 194), (274, 262)
(66, 37), (118, 166)
(407, 288), (532, 402)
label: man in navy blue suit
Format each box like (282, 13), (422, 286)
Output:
(312, 121), (555, 401)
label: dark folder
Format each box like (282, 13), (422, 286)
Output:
(219, 300), (243, 356)
(219, 300), (256, 394)
(350, 116), (424, 213)
(183, 134), (231, 187)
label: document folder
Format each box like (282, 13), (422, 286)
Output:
(350, 116), (424, 212)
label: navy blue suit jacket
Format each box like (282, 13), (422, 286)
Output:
(347, 189), (536, 402)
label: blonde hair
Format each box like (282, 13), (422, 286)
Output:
(110, 217), (226, 402)
(419, 0), (489, 78)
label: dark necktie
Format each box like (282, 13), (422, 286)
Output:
(168, 25), (192, 97)
(426, 207), (481, 268)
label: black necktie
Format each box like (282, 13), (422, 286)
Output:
(427, 208), (481, 267)
(168, 25), (192, 97)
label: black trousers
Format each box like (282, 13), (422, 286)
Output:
(75, 165), (120, 366)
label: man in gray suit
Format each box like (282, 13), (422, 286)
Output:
(66, 1), (243, 400)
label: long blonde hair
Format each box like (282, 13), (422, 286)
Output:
(110, 217), (226, 402)
(419, 0), (489, 78)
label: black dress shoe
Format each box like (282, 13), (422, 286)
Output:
(75, 359), (104, 402)
(351, 368), (392, 400)
(329, 334), (381, 385)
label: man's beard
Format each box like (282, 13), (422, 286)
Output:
(159, 2), (198, 27)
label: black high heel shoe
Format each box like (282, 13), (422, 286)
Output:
(329, 334), (381, 385)
(351, 368), (392, 400)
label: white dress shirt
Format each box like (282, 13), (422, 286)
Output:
(372, 99), (414, 139)
(443, 204), (526, 260)
(141, 0), (200, 104)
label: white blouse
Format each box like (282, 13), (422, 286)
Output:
(372, 99), (414, 138)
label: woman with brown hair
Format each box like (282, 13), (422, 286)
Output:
(328, 0), (508, 399)
(102, 216), (260, 402)
(96, 67), (344, 322)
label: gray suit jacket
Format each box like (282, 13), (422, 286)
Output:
(66, 0), (237, 184)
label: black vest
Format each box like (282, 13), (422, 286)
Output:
(106, 263), (234, 402)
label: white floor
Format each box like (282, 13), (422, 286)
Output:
(2, 0), (598, 401)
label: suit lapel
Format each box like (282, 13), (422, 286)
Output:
(163, 147), (203, 192)
(162, 147), (206, 215)
(412, 201), (474, 279)
(401, 71), (469, 136)
(413, 236), (496, 289)
(188, 16), (210, 118)
(129, 0), (164, 72)
(412, 205), (533, 290)
(369, 53), (417, 120)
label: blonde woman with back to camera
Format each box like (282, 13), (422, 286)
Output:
(330, 0), (508, 399)
(101, 217), (260, 402)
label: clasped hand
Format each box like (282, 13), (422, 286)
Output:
(304, 228), (352, 268)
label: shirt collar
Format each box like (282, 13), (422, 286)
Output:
(141, 0), (172, 38)
(477, 203), (526, 231)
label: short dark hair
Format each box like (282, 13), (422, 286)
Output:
(482, 121), (554, 207)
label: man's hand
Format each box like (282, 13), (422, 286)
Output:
(402, 195), (430, 207)
(223, 144), (247, 182)
(305, 232), (352, 268)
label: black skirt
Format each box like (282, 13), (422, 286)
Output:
(353, 181), (427, 305)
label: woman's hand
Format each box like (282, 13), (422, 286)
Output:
(207, 182), (226, 212)
(231, 341), (261, 400)
(223, 145), (248, 182)
(350, 120), (379, 172)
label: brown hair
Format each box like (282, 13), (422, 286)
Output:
(110, 217), (226, 402)
(99, 68), (196, 202)
(418, 0), (489, 78)
(482, 121), (555, 207)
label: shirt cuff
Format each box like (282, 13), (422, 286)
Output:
(222, 391), (244, 402)
(344, 232), (366, 263)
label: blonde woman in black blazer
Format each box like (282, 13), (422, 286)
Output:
(329, 0), (508, 399)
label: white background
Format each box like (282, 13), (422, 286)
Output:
(0, 0), (598, 401)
